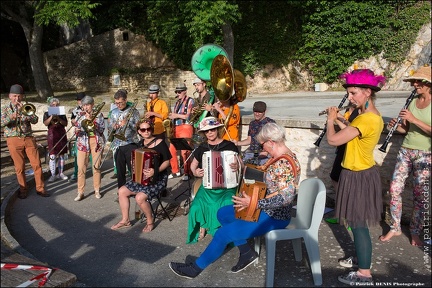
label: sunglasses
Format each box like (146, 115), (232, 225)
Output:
(139, 127), (152, 132)
(204, 128), (218, 133)
(176, 90), (185, 94)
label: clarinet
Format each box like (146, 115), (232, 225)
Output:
(378, 89), (417, 153)
(314, 93), (348, 147)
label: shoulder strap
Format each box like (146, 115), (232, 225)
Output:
(258, 153), (297, 179)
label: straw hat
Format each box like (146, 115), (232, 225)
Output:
(403, 66), (431, 83)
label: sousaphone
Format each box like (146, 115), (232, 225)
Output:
(210, 55), (234, 101)
(233, 69), (247, 103)
(191, 44), (228, 81)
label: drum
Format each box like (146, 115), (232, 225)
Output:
(191, 178), (202, 200)
(174, 124), (193, 138)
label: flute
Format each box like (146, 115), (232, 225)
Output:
(318, 103), (355, 116)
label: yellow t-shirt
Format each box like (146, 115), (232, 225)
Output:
(342, 112), (384, 171)
(147, 98), (169, 135)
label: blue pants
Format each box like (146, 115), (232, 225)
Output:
(196, 205), (290, 269)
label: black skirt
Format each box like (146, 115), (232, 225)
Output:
(335, 166), (382, 228)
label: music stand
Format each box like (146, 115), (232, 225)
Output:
(170, 138), (196, 214)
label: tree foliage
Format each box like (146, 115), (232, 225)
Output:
(296, 0), (430, 83)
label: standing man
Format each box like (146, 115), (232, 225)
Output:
(232, 101), (275, 166)
(0, 84), (49, 198)
(69, 92), (92, 182)
(145, 84), (169, 139)
(191, 78), (216, 130)
(108, 89), (140, 188)
(168, 83), (195, 180)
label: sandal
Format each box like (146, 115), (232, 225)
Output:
(198, 228), (207, 241)
(411, 234), (423, 247)
(142, 222), (154, 233)
(111, 221), (132, 230)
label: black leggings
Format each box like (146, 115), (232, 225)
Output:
(352, 226), (372, 269)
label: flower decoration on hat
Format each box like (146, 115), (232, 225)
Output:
(340, 69), (386, 92)
(198, 116), (224, 132)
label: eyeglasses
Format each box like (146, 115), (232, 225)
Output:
(204, 128), (217, 133)
(139, 127), (152, 132)
(260, 140), (270, 146)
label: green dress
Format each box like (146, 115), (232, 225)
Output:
(186, 183), (237, 244)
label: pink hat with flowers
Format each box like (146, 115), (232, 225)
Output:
(198, 117), (224, 132)
(340, 69), (386, 92)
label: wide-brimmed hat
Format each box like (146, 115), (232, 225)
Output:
(403, 66), (431, 83)
(148, 84), (160, 93)
(175, 83), (187, 92)
(9, 84), (24, 94)
(340, 69), (386, 92)
(198, 117), (224, 132)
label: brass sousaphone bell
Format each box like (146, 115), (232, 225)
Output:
(210, 55), (234, 101)
(210, 55), (247, 103)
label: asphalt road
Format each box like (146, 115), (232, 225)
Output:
(4, 90), (431, 287)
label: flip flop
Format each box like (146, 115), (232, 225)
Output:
(111, 221), (132, 230)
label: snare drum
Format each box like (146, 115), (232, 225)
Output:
(191, 178), (202, 200)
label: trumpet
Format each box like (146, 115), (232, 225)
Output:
(318, 103), (355, 116)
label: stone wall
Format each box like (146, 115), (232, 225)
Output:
(43, 23), (431, 96)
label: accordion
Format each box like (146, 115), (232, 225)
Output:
(131, 148), (160, 186)
(202, 150), (239, 189)
(235, 165), (267, 222)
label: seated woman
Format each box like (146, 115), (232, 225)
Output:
(187, 116), (243, 244)
(111, 118), (171, 233)
(170, 122), (301, 278)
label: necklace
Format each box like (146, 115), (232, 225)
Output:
(207, 140), (221, 151)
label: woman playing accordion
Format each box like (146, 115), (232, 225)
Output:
(170, 122), (301, 279)
(110, 118), (171, 233)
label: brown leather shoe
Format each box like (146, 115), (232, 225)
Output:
(17, 192), (27, 199)
(36, 191), (50, 197)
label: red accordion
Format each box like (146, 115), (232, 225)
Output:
(131, 148), (160, 185)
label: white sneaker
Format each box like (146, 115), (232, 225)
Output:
(168, 172), (181, 179)
(95, 191), (101, 199)
(57, 173), (68, 180)
(48, 175), (56, 182)
(74, 193), (84, 201)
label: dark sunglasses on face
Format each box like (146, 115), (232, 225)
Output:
(139, 127), (152, 132)
(204, 128), (217, 133)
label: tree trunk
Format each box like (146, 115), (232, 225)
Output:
(4, 2), (53, 101)
(26, 23), (53, 101)
(222, 23), (234, 66)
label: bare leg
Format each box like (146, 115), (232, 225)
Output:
(111, 186), (133, 230)
(136, 192), (154, 232)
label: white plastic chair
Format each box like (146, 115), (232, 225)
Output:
(254, 178), (327, 286)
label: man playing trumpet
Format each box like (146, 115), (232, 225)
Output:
(0, 84), (49, 198)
